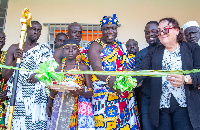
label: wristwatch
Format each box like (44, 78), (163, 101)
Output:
(184, 75), (188, 84)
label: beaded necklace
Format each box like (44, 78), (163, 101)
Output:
(62, 58), (85, 87)
(0, 51), (7, 92)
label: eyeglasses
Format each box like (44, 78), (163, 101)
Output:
(156, 27), (175, 36)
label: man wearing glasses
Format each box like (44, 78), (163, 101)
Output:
(183, 21), (200, 44)
(135, 21), (160, 130)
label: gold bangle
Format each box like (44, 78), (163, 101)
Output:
(49, 94), (55, 100)
(106, 75), (111, 87)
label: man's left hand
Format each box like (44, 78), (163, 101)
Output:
(27, 73), (39, 83)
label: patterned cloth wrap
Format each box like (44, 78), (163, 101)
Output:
(0, 51), (7, 130)
(81, 39), (140, 130)
(128, 54), (135, 70)
(6, 43), (53, 130)
(48, 58), (95, 130)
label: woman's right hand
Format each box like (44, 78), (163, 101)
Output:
(14, 48), (23, 59)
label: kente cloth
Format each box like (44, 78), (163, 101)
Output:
(48, 60), (95, 130)
(0, 51), (7, 130)
(81, 39), (140, 130)
(5, 43), (53, 130)
(128, 54), (135, 70)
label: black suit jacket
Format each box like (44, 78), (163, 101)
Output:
(136, 42), (200, 129)
(135, 46), (158, 113)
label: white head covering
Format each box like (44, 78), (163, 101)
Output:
(183, 21), (199, 32)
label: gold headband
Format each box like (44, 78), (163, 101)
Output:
(62, 43), (79, 49)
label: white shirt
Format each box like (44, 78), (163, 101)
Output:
(160, 46), (187, 108)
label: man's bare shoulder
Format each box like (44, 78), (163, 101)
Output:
(53, 48), (62, 58)
(7, 44), (19, 52)
(54, 48), (62, 53)
(88, 41), (102, 52)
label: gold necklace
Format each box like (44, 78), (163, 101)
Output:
(95, 39), (107, 48)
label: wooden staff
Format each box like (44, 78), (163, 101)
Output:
(7, 7), (32, 130)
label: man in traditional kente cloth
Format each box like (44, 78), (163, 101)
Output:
(0, 31), (8, 130)
(81, 14), (140, 130)
(2, 21), (53, 130)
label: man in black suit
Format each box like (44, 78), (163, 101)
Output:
(135, 21), (160, 130)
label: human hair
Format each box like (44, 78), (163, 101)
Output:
(55, 33), (67, 40)
(62, 39), (79, 47)
(146, 21), (159, 26)
(68, 22), (82, 32)
(31, 21), (41, 25)
(126, 39), (138, 46)
(27, 21), (42, 30)
(159, 18), (184, 43)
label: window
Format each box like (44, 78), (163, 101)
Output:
(0, 0), (9, 31)
(43, 23), (102, 51)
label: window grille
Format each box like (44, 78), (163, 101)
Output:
(43, 23), (102, 51)
(0, 0), (8, 32)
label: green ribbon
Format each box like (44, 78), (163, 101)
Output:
(0, 60), (65, 86)
(2, 60), (200, 92)
(0, 64), (32, 71)
(35, 60), (65, 86)
(113, 75), (137, 92)
(68, 69), (200, 76)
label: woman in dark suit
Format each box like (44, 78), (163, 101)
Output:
(134, 18), (200, 130)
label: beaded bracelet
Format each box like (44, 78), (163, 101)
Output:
(106, 75), (111, 87)
(49, 94), (55, 100)
(87, 88), (93, 91)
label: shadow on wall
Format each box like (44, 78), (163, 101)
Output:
(138, 44), (148, 51)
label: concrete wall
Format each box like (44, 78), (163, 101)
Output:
(3, 0), (200, 51)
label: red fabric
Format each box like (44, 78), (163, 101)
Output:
(82, 49), (87, 53)
(118, 48), (123, 56)
(119, 101), (126, 114)
(116, 60), (121, 71)
(120, 91), (129, 98)
(78, 101), (93, 116)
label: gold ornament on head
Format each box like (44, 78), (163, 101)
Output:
(100, 14), (119, 27)
(63, 43), (78, 48)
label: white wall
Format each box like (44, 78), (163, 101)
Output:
(3, 0), (200, 51)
